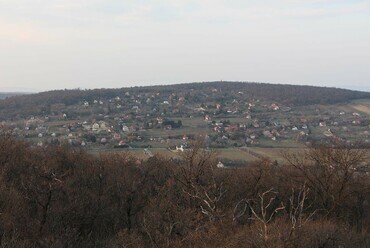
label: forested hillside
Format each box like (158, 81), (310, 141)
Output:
(0, 82), (368, 118)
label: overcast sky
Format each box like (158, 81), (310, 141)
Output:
(0, 0), (369, 92)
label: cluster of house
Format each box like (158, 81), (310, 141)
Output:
(1, 88), (369, 148)
(203, 107), (369, 146)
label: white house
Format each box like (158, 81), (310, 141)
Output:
(217, 161), (225, 168)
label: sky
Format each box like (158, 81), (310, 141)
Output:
(0, 0), (369, 92)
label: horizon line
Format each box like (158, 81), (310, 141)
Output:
(1, 81), (369, 94)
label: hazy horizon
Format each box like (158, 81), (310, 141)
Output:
(0, 81), (369, 94)
(1, 1), (369, 93)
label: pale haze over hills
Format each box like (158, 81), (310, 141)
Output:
(0, 0), (369, 92)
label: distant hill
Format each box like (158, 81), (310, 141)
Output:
(0, 81), (369, 118)
(0, 92), (30, 100)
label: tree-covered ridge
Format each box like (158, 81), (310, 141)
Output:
(0, 82), (368, 118)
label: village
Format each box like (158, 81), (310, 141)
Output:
(1, 86), (369, 156)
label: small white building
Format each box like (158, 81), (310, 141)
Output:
(217, 161), (225, 168)
(92, 123), (100, 130)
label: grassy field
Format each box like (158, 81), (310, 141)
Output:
(87, 147), (311, 165)
(351, 104), (370, 115)
(341, 99), (370, 115)
(88, 146), (370, 167)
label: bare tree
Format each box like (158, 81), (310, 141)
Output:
(246, 188), (285, 246)
(283, 146), (368, 214)
(175, 141), (227, 222)
(284, 183), (321, 247)
(183, 169), (227, 222)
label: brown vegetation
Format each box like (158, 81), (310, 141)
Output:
(0, 133), (369, 247)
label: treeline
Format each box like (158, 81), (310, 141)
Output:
(0, 135), (369, 247)
(0, 92), (29, 100)
(0, 88), (122, 118)
(0, 81), (369, 119)
(169, 81), (370, 105)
